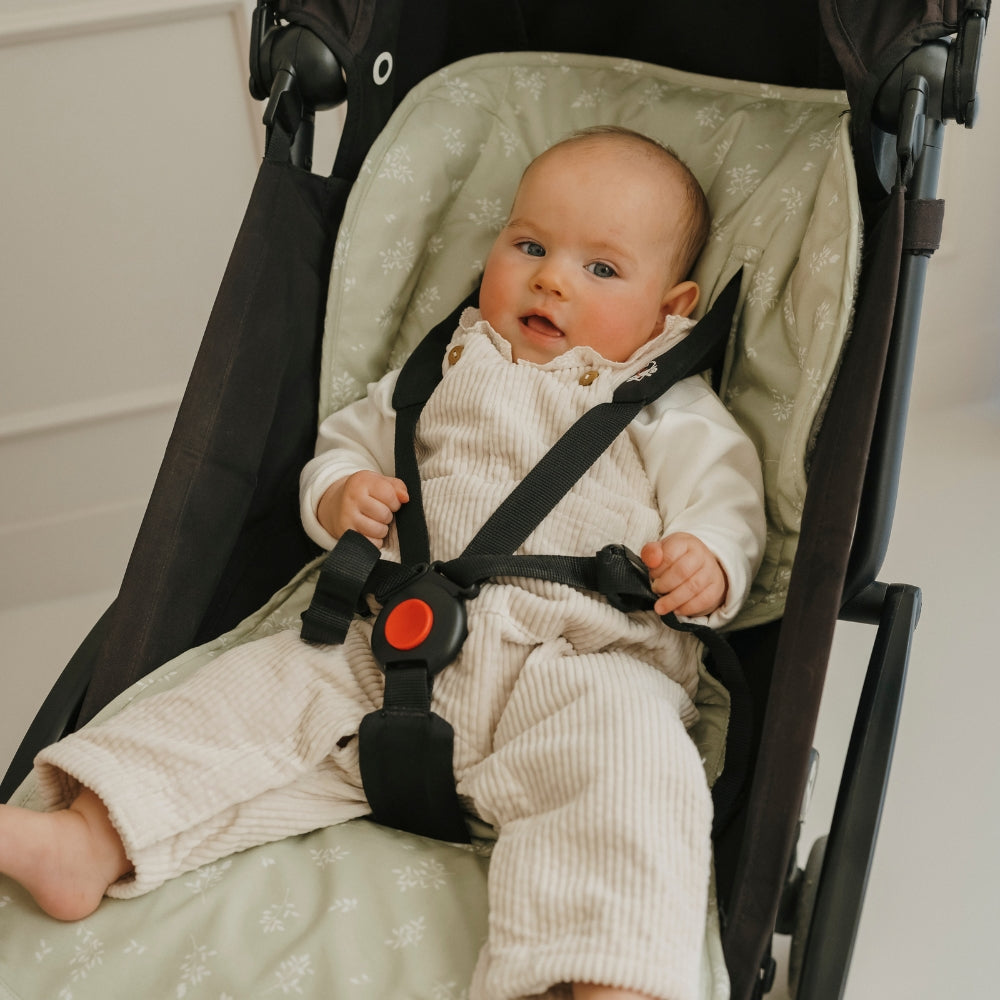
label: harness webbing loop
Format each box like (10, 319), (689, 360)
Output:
(300, 529), (383, 644)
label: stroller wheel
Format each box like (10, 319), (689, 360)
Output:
(788, 834), (828, 998)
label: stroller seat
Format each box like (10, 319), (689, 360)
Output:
(321, 51), (859, 632)
(0, 51), (860, 1000)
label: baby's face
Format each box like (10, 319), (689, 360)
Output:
(479, 139), (698, 365)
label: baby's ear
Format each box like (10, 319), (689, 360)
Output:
(661, 280), (700, 319)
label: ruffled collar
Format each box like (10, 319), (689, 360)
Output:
(456, 307), (696, 377)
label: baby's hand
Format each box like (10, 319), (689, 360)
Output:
(640, 532), (728, 618)
(317, 471), (409, 548)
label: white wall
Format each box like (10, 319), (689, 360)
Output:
(0, 1), (261, 610)
(909, 33), (1000, 410)
(0, 8), (998, 999)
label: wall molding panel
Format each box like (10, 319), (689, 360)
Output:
(0, 1), (260, 151)
(0, 1), (247, 46)
(1, 1), (263, 610)
(0, 384), (186, 444)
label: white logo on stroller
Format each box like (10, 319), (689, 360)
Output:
(627, 361), (658, 382)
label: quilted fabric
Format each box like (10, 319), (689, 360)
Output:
(321, 51), (860, 627)
(1, 560), (728, 999)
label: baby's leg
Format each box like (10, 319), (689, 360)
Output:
(460, 645), (712, 1000)
(0, 788), (129, 920)
(26, 627), (377, 903)
(103, 754), (371, 898)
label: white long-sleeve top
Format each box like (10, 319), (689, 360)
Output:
(301, 309), (765, 630)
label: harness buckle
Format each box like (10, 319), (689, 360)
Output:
(370, 566), (471, 676)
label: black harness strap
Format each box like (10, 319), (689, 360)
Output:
(392, 292), (478, 566)
(300, 529), (384, 644)
(462, 277), (740, 557)
(431, 545), (752, 836)
(357, 664), (471, 843)
(302, 271), (750, 841)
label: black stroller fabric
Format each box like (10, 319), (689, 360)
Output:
(9, 3), (988, 999)
(74, 159), (340, 721)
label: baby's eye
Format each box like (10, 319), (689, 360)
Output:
(587, 261), (618, 279)
(516, 240), (545, 257)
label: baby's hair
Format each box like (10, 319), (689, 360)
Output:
(544, 125), (711, 279)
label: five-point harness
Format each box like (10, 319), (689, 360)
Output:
(300, 272), (750, 844)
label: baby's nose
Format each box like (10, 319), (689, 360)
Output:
(532, 261), (566, 297)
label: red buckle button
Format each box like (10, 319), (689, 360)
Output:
(383, 598), (434, 650)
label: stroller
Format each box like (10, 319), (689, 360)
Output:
(0, 1), (990, 998)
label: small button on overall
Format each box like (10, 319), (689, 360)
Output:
(578, 370), (599, 386)
(448, 345), (464, 365)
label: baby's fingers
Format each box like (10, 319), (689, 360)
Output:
(642, 533), (727, 617)
(367, 476), (409, 512)
(352, 504), (393, 546)
(642, 535), (700, 591)
(652, 571), (723, 618)
(355, 481), (408, 545)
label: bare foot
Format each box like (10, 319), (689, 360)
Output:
(0, 789), (131, 920)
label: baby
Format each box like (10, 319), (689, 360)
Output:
(0, 127), (765, 1000)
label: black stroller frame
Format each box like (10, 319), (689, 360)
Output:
(2, 3), (991, 1000)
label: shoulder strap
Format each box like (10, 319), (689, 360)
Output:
(392, 289), (479, 565)
(461, 270), (741, 557)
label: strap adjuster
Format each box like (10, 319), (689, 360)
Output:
(595, 544), (657, 613)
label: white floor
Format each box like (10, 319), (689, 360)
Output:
(2, 403), (999, 1000)
(769, 402), (1000, 999)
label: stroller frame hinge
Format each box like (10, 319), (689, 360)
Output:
(250, 2), (346, 170)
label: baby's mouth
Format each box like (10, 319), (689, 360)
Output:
(520, 314), (563, 338)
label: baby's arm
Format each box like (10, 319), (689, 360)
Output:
(316, 471), (408, 548)
(641, 532), (728, 618)
(630, 378), (767, 625)
(299, 370), (403, 549)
